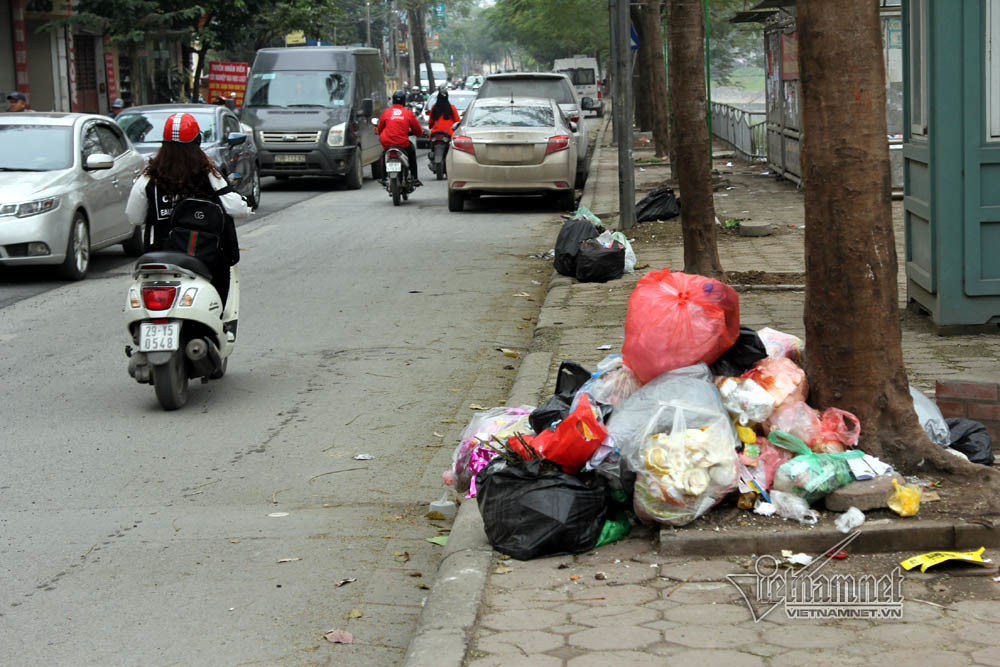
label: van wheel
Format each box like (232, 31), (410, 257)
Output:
(345, 150), (363, 190)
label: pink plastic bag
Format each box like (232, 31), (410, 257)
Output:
(765, 401), (861, 454)
(815, 408), (861, 452)
(757, 327), (804, 364)
(622, 269), (740, 384)
(765, 401), (821, 442)
(741, 357), (808, 411)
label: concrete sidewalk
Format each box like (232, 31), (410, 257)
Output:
(402, 118), (1000, 667)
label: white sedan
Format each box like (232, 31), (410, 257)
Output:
(446, 97), (578, 213)
(0, 113), (146, 279)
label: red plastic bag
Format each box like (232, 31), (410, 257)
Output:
(622, 269), (740, 384)
(815, 408), (861, 452)
(508, 394), (607, 474)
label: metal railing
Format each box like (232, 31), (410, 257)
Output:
(711, 102), (767, 160)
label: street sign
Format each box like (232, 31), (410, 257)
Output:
(630, 24), (639, 51)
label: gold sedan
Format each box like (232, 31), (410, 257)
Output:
(446, 97), (578, 212)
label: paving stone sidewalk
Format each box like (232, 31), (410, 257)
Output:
(461, 120), (1000, 666)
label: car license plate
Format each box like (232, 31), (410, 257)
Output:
(386, 161), (402, 172)
(139, 322), (180, 352)
(275, 154), (307, 164)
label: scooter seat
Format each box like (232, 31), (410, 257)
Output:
(134, 251), (214, 281)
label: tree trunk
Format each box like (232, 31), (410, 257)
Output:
(641, 0), (669, 157)
(664, 0), (679, 178)
(408, 6), (434, 91)
(632, 5), (652, 131)
(191, 41), (209, 105)
(797, 0), (1000, 508)
(667, 0), (722, 278)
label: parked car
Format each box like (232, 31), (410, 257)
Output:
(417, 90), (477, 147)
(0, 112), (146, 279)
(116, 104), (261, 208)
(475, 72), (597, 188)
(446, 97), (578, 213)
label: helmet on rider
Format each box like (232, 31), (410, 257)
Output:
(392, 90), (407, 105)
(162, 112), (201, 144)
(412, 85), (421, 92)
(438, 88), (449, 100)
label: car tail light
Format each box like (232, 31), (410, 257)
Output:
(142, 286), (176, 310)
(545, 135), (571, 155)
(452, 136), (475, 155)
(555, 181), (570, 189)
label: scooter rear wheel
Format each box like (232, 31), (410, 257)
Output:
(153, 351), (189, 410)
(390, 175), (401, 206)
(435, 159), (445, 180)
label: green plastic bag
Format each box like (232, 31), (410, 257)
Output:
(594, 509), (631, 547)
(573, 205), (604, 231)
(769, 430), (864, 503)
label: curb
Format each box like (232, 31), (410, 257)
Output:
(401, 118), (612, 667)
(659, 519), (1000, 558)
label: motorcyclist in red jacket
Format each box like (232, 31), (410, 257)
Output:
(376, 90), (425, 186)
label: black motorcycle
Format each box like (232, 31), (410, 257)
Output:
(428, 130), (451, 180)
(382, 145), (415, 206)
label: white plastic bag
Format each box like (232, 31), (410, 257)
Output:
(909, 386), (950, 447)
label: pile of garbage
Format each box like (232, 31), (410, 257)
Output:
(442, 269), (995, 560)
(554, 207), (636, 283)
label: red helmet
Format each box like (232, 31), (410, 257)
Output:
(162, 112), (201, 143)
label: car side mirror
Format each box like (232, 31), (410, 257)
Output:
(361, 98), (374, 117)
(569, 121), (578, 133)
(85, 153), (114, 170)
(581, 97), (596, 111)
(227, 132), (248, 147)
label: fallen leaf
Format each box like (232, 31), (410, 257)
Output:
(513, 292), (531, 298)
(394, 551), (410, 563)
(494, 564), (513, 575)
(497, 348), (519, 358)
(334, 578), (356, 587)
(570, 575), (581, 581)
(418, 583), (431, 590)
(228, 538), (241, 544)
(922, 490), (941, 502)
(426, 535), (449, 546)
(425, 511), (447, 520)
(277, 557), (301, 563)
(432, 432), (444, 438)
(469, 403), (487, 410)
(323, 629), (353, 644)
(408, 572), (423, 577)
(346, 608), (364, 619)
(440, 418), (458, 424)
(267, 512), (289, 518)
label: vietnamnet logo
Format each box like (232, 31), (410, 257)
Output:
(726, 532), (904, 622)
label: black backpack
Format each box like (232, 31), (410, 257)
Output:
(165, 197), (226, 267)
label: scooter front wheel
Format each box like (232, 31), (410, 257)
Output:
(153, 351), (189, 410)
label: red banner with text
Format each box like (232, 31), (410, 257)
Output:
(208, 62), (249, 106)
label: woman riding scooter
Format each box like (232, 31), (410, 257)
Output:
(125, 112), (250, 308)
(427, 90), (460, 178)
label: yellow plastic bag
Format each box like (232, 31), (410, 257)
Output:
(887, 478), (921, 517)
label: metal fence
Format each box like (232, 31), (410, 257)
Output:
(711, 102), (767, 160)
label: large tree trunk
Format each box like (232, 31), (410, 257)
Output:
(797, 0), (1000, 508)
(640, 0), (669, 157)
(667, 0), (722, 278)
(408, 6), (434, 91)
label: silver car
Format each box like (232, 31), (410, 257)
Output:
(0, 113), (146, 279)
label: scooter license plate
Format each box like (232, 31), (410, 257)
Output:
(139, 322), (180, 352)
(386, 161), (402, 172)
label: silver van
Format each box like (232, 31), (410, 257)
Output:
(240, 47), (387, 188)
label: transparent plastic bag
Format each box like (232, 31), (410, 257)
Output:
(596, 230), (636, 273)
(766, 402), (860, 453)
(769, 431), (864, 503)
(630, 391), (739, 526)
(449, 406), (534, 496)
(572, 355), (641, 409)
(741, 356), (808, 411)
(757, 327), (804, 364)
(717, 376), (776, 425)
(910, 386), (950, 446)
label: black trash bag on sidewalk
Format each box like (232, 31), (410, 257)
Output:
(529, 360), (593, 433)
(576, 238), (625, 283)
(635, 186), (681, 222)
(709, 326), (769, 377)
(476, 457), (608, 560)
(946, 418), (995, 466)
(554, 217), (599, 276)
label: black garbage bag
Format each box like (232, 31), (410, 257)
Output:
(529, 360), (593, 433)
(946, 418), (995, 466)
(554, 217), (599, 276)
(709, 326), (768, 377)
(476, 457), (608, 560)
(635, 186), (681, 223)
(575, 239), (625, 283)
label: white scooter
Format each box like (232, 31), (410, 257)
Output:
(124, 251), (239, 410)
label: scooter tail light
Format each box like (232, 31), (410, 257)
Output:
(142, 286), (177, 311)
(545, 135), (571, 155)
(452, 136), (475, 155)
(179, 287), (198, 307)
(386, 148), (404, 159)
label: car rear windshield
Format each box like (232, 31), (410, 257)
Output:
(466, 104), (555, 128)
(245, 70), (353, 108)
(478, 79), (575, 105)
(117, 111), (217, 145)
(557, 68), (596, 86)
(0, 125), (73, 170)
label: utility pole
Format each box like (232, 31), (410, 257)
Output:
(613, 0), (635, 229)
(366, 2), (371, 48)
(392, 0), (401, 86)
(608, 0), (618, 141)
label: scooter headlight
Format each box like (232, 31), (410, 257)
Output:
(178, 287), (198, 307)
(327, 122), (347, 147)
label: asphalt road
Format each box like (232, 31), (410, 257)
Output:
(0, 138), (589, 665)
(0, 176), (333, 309)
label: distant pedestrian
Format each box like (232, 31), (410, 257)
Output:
(6, 91), (30, 112)
(107, 98), (126, 118)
